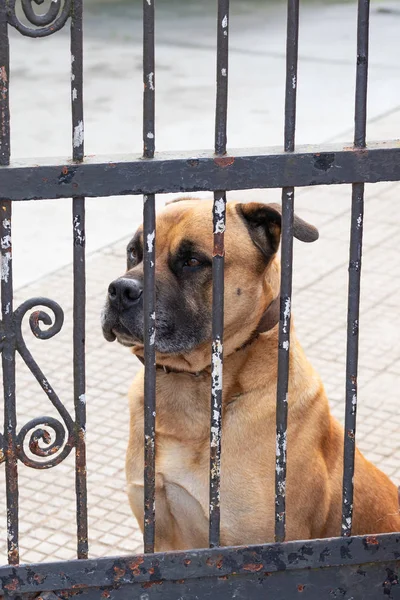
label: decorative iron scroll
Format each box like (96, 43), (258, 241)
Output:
(0, 298), (75, 469)
(7, 0), (72, 38)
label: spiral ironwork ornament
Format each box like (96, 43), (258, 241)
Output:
(9, 298), (75, 469)
(7, 0), (72, 37)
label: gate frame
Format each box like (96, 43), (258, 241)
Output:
(1, 0), (400, 598)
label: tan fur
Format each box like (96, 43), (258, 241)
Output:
(125, 198), (400, 550)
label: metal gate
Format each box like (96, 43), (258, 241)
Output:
(0, 0), (400, 598)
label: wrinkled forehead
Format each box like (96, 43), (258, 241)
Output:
(128, 199), (253, 257)
(130, 200), (215, 254)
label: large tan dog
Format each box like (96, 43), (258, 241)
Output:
(102, 198), (400, 551)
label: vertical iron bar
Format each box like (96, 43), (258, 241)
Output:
(0, 1), (10, 166)
(1, 201), (18, 566)
(143, 0), (156, 555)
(143, 194), (156, 554)
(275, 0), (299, 544)
(341, 0), (369, 537)
(209, 0), (229, 549)
(0, 4), (18, 565)
(143, 0), (155, 159)
(71, 0), (88, 559)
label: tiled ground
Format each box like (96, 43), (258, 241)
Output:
(1, 180), (400, 564)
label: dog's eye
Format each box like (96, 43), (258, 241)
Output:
(183, 257), (201, 269)
(127, 248), (136, 264)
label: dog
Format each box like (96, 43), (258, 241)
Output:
(102, 197), (400, 551)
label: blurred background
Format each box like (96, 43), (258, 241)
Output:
(1, 0), (400, 564)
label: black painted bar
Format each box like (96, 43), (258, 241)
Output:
(341, 0), (370, 538)
(0, 2), (10, 166)
(1, 532), (400, 594)
(71, 0), (88, 559)
(214, 0), (229, 155)
(72, 197), (88, 559)
(1, 142), (399, 201)
(275, 0), (299, 543)
(143, 0), (155, 159)
(0, 4), (18, 566)
(142, 0), (156, 555)
(209, 0), (229, 550)
(209, 192), (226, 548)
(1, 201), (18, 566)
(143, 193), (156, 554)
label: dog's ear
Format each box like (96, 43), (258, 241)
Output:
(237, 202), (319, 260)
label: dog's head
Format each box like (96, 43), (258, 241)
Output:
(101, 198), (318, 369)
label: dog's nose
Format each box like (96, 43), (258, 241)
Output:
(108, 278), (143, 309)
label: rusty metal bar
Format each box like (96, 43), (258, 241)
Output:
(1, 201), (18, 566)
(0, 2), (10, 166)
(209, 0), (229, 549)
(71, 0), (88, 560)
(275, 0), (299, 543)
(143, 0), (156, 555)
(341, 0), (370, 537)
(1, 143), (400, 200)
(0, 4), (18, 566)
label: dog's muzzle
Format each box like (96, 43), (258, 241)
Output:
(102, 277), (143, 344)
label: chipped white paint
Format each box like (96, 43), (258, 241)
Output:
(140, 593), (150, 600)
(73, 215), (85, 245)
(150, 260), (154, 268)
(152, 411), (156, 417)
(221, 68), (227, 77)
(282, 340), (289, 351)
(211, 339), (223, 394)
(73, 120), (84, 148)
(214, 197), (226, 234)
(1, 251), (11, 282)
(148, 72), (155, 91)
(210, 426), (221, 449)
(42, 379), (53, 394)
(292, 75), (296, 89)
(147, 230), (155, 253)
(222, 14), (228, 28)
(79, 394), (86, 405)
(1, 234), (11, 249)
(287, 190), (293, 197)
(146, 0), (151, 4)
(210, 340), (223, 448)
(357, 214), (362, 228)
(144, 434), (155, 450)
(151, 312), (156, 320)
(147, 132), (154, 139)
(72, 88), (78, 101)
(150, 330), (156, 346)
(5, 302), (10, 315)
(276, 430), (287, 459)
(282, 297), (291, 333)
(71, 54), (75, 64)
(71, 73), (75, 82)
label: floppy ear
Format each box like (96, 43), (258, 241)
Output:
(237, 202), (319, 260)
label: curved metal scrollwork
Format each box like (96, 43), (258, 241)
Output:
(12, 298), (75, 469)
(7, 0), (72, 38)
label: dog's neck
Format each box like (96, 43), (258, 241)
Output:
(135, 295), (281, 377)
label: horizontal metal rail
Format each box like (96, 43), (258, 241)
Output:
(0, 141), (399, 201)
(0, 532), (399, 594)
